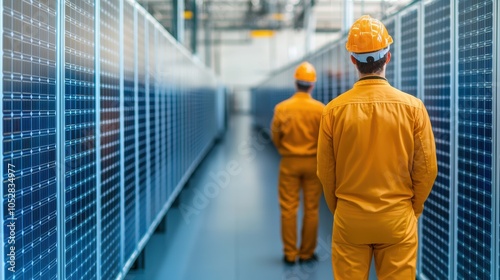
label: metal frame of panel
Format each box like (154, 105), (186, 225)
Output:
(449, 0), (458, 279)
(95, 0), (102, 278)
(493, 1), (499, 279)
(0, 2), (4, 278)
(56, 0), (66, 278)
(119, 0), (126, 275)
(451, 1), (460, 278)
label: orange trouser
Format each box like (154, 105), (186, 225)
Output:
(278, 156), (322, 261)
(332, 203), (418, 279)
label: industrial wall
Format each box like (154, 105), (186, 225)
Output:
(251, 0), (499, 279)
(0, 0), (224, 279)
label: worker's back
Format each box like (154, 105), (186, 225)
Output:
(272, 92), (325, 156)
(322, 78), (432, 214)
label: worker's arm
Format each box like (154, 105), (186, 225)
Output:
(411, 103), (438, 218)
(270, 107), (282, 149)
(317, 112), (337, 214)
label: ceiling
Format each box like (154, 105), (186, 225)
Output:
(137, 0), (414, 34)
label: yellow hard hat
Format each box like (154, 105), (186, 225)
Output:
(294, 62), (317, 84)
(346, 15), (393, 63)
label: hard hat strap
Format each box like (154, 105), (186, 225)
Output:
(351, 46), (390, 63)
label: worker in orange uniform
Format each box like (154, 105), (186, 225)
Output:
(271, 62), (325, 265)
(317, 15), (438, 279)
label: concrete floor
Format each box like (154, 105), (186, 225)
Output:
(124, 114), (378, 280)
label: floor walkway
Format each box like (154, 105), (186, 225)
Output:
(125, 114), (377, 280)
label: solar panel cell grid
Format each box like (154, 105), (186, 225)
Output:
(136, 11), (148, 239)
(2, 2), (58, 278)
(457, 0), (493, 279)
(99, 0), (121, 279)
(400, 9), (419, 96)
(384, 21), (397, 86)
(63, 0), (97, 279)
(122, 0), (137, 262)
(421, 1), (452, 278)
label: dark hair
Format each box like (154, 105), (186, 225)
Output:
(295, 82), (313, 92)
(354, 53), (388, 74)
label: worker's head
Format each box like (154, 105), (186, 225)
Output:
(346, 15), (393, 75)
(294, 62), (316, 93)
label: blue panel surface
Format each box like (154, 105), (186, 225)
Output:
(400, 9), (418, 96)
(136, 11), (148, 238)
(64, 0), (97, 279)
(148, 23), (158, 220)
(0, 1), (222, 279)
(99, 0), (121, 279)
(159, 85), (167, 206)
(122, 0), (137, 262)
(421, 1), (452, 278)
(2, 1), (58, 279)
(384, 20), (396, 85)
(457, 0), (494, 279)
(166, 85), (174, 198)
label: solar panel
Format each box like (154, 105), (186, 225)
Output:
(2, 1), (58, 279)
(421, 1), (452, 278)
(456, 1), (494, 278)
(99, 0), (121, 279)
(384, 20), (397, 86)
(122, 0), (137, 263)
(148, 23), (159, 221)
(136, 10), (149, 239)
(63, 0), (97, 279)
(400, 9), (419, 96)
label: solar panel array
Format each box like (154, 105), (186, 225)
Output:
(0, 0), (223, 279)
(251, 1), (499, 279)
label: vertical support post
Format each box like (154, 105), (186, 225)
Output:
(94, 1), (102, 279)
(155, 214), (167, 234)
(342, 0), (353, 34)
(173, 0), (185, 43)
(204, 1), (212, 67)
(56, 0), (66, 279)
(145, 17), (152, 240)
(417, 3), (424, 276)
(451, 0), (458, 278)
(131, 249), (146, 270)
(119, 0), (126, 272)
(134, 2), (140, 254)
(191, 0), (199, 55)
(0, 1), (4, 278)
(492, 1), (499, 279)
(304, 0), (316, 54)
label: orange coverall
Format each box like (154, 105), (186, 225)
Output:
(317, 77), (438, 279)
(271, 92), (325, 262)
